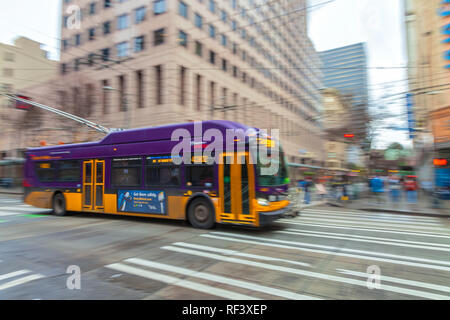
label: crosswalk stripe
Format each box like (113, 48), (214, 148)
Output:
(162, 245), (449, 300)
(336, 269), (450, 293)
(126, 258), (319, 300)
(106, 263), (260, 300)
(275, 230), (450, 252)
(299, 212), (441, 225)
(0, 274), (44, 291)
(171, 242), (311, 267)
(0, 270), (30, 281)
(200, 233), (450, 271)
(293, 216), (449, 232)
(282, 228), (450, 248)
(277, 220), (450, 239)
(209, 232), (450, 267)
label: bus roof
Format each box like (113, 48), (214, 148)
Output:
(27, 120), (255, 152)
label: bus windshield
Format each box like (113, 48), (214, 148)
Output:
(256, 147), (289, 187)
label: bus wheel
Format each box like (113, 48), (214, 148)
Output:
(188, 198), (215, 229)
(53, 193), (67, 216)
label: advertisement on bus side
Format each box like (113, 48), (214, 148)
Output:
(117, 190), (166, 214)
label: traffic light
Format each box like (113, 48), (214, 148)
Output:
(15, 95), (32, 110)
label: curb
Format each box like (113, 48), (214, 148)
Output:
(326, 201), (450, 218)
(0, 191), (23, 195)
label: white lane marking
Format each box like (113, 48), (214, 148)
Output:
(299, 212), (441, 225)
(275, 230), (450, 252)
(200, 234), (450, 272)
(0, 270), (30, 281)
(0, 274), (44, 291)
(336, 269), (450, 294)
(162, 245), (449, 300)
(106, 263), (260, 300)
(294, 216), (449, 232)
(302, 209), (441, 221)
(171, 242), (311, 267)
(278, 220), (450, 238)
(126, 258), (319, 300)
(282, 228), (450, 249)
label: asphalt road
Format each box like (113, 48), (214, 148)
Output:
(0, 194), (449, 300)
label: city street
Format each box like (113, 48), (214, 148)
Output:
(0, 194), (449, 300)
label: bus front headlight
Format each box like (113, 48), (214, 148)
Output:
(257, 198), (269, 206)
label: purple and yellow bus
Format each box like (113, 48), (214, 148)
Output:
(23, 121), (292, 228)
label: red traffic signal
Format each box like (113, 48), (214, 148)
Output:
(344, 134), (355, 138)
(434, 159), (448, 166)
(15, 95), (32, 110)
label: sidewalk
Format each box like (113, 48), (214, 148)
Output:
(328, 193), (450, 218)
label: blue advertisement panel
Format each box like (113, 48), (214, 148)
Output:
(117, 190), (166, 214)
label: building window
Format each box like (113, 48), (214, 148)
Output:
(117, 14), (129, 30)
(102, 79), (109, 114)
(136, 70), (144, 109)
(209, 50), (215, 65)
(195, 13), (203, 29)
(179, 66), (186, 106)
(61, 63), (67, 75)
(101, 48), (110, 61)
(75, 34), (81, 46)
(154, 28), (165, 45)
(231, 20), (237, 31)
(62, 39), (68, 51)
(195, 41), (202, 56)
(221, 59), (227, 72)
(208, 0), (215, 13)
(116, 42), (129, 58)
(209, 24), (215, 38)
(103, 21), (111, 35)
(135, 7), (147, 23)
(154, 0), (166, 15)
(232, 42), (237, 54)
(209, 81), (216, 112)
(178, 30), (188, 47)
(195, 74), (202, 111)
(231, 0), (237, 10)
(155, 65), (163, 105)
(221, 34), (227, 47)
(104, 0), (112, 8)
(89, 2), (96, 15)
(118, 75), (126, 112)
(233, 66), (237, 77)
(88, 28), (95, 41)
(220, 10), (227, 23)
(134, 36), (145, 52)
(178, 1), (188, 18)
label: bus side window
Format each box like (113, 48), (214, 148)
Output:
(35, 162), (55, 182)
(57, 160), (81, 182)
(186, 165), (214, 187)
(111, 157), (142, 187)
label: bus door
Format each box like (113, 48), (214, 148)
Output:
(219, 152), (256, 225)
(82, 160), (105, 212)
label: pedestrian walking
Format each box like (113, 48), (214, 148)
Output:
(316, 182), (327, 200)
(388, 175), (401, 204)
(370, 175), (385, 204)
(404, 176), (418, 204)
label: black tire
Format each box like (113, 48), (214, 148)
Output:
(187, 197), (215, 229)
(53, 193), (67, 216)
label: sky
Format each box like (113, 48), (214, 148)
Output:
(0, 0), (411, 149)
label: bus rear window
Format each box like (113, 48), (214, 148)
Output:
(35, 162), (55, 182)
